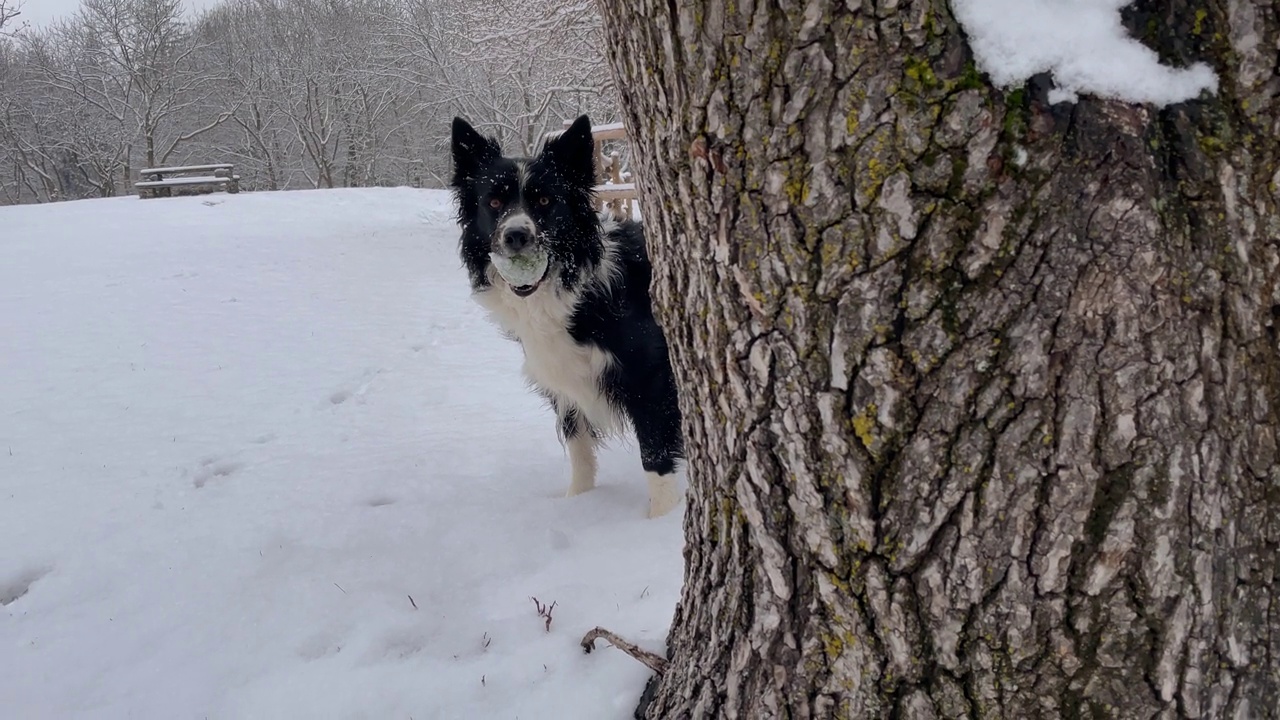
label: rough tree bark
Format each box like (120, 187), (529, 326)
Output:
(598, 0), (1280, 717)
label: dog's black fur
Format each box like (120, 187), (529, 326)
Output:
(449, 115), (683, 503)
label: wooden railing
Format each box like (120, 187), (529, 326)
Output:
(561, 119), (637, 217)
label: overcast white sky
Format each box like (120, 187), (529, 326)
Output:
(17, 0), (222, 28)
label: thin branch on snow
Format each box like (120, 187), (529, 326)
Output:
(580, 627), (669, 674)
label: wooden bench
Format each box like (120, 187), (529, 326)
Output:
(558, 120), (638, 217)
(136, 164), (240, 199)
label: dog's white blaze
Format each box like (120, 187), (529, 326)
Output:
(496, 211), (536, 241)
(474, 272), (625, 437)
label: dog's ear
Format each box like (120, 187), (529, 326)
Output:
(541, 114), (596, 188)
(451, 117), (501, 186)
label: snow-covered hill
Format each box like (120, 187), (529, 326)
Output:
(0, 188), (681, 719)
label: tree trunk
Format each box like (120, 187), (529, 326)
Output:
(145, 126), (156, 170)
(121, 143), (132, 197)
(598, 0), (1280, 717)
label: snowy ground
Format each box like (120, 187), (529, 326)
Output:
(0, 188), (682, 719)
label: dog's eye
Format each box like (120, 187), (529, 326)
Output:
(538, 196), (550, 206)
(488, 198), (503, 209)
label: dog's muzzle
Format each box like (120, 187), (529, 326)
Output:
(491, 212), (550, 296)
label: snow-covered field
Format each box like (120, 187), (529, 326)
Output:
(0, 188), (681, 719)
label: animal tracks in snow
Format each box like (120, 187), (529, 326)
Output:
(0, 565), (52, 607)
(296, 631), (345, 661)
(376, 631), (429, 661)
(297, 628), (429, 664)
(325, 368), (384, 408)
(193, 457), (244, 488)
(184, 366), (391, 491)
(184, 430), (280, 489)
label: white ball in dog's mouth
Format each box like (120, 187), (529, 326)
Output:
(489, 248), (550, 291)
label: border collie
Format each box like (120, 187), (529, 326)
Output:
(449, 114), (684, 518)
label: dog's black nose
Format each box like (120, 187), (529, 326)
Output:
(502, 227), (532, 253)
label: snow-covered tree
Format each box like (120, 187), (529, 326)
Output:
(0, 0), (618, 203)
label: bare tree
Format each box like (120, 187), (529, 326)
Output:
(599, 0), (1280, 717)
(382, 0), (616, 155)
(0, 0), (21, 35)
(0, 0), (618, 203)
(192, 0), (293, 190)
(76, 0), (230, 169)
(9, 27), (131, 198)
(5, 0), (231, 198)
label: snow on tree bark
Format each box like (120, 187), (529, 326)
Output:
(598, 0), (1280, 716)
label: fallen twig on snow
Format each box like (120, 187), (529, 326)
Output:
(580, 626), (669, 674)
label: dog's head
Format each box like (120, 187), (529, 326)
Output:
(450, 115), (600, 297)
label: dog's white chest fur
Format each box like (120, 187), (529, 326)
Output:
(474, 282), (622, 434)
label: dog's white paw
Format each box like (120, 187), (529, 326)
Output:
(646, 472), (681, 518)
(565, 480), (595, 498)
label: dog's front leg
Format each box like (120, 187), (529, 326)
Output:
(631, 408), (684, 519)
(561, 409), (597, 497)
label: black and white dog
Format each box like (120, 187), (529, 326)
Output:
(449, 115), (684, 518)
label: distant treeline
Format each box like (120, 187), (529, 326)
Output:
(0, 0), (615, 204)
